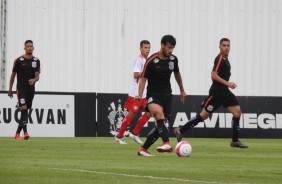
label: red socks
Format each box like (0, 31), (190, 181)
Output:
(132, 113), (150, 135)
(117, 115), (133, 138)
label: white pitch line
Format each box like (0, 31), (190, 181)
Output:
(52, 168), (221, 184)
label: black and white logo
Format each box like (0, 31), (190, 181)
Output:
(108, 99), (129, 136)
(20, 98), (25, 104)
(169, 56), (175, 60)
(168, 62), (174, 70)
(32, 61), (37, 68)
(207, 105), (214, 112)
(154, 58), (159, 63)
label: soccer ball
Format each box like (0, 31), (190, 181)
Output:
(175, 141), (192, 157)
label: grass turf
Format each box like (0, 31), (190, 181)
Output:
(0, 137), (282, 184)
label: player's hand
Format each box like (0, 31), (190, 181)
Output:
(180, 91), (187, 104)
(228, 82), (237, 89)
(29, 79), (36, 86)
(8, 90), (13, 98)
(134, 95), (141, 101)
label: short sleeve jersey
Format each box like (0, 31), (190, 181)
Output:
(142, 52), (179, 96)
(12, 56), (41, 89)
(209, 54), (231, 94)
(128, 55), (147, 98)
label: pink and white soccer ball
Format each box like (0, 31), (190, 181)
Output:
(175, 141), (192, 157)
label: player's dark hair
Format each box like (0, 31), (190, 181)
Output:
(140, 40), (150, 48)
(220, 38), (230, 45)
(24, 40), (33, 45)
(161, 35), (176, 46)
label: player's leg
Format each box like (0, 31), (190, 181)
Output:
(116, 111), (136, 137)
(22, 91), (34, 140)
(227, 105), (241, 142)
(129, 112), (150, 144)
(224, 92), (248, 148)
(131, 112), (150, 135)
(174, 108), (208, 142)
(130, 99), (151, 144)
(115, 97), (137, 144)
(15, 90), (28, 140)
(227, 105), (248, 148)
(175, 95), (221, 142)
(137, 127), (158, 156)
(147, 103), (172, 152)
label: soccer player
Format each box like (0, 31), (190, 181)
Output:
(135, 35), (186, 156)
(114, 40), (151, 145)
(174, 38), (248, 148)
(8, 40), (41, 140)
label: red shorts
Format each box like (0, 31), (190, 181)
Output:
(124, 96), (147, 113)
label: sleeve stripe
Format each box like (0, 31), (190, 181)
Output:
(214, 55), (223, 72)
(141, 53), (158, 78)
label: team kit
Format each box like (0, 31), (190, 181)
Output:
(8, 35), (248, 157)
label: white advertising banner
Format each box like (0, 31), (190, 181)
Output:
(0, 94), (75, 137)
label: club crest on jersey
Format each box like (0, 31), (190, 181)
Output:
(168, 62), (174, 70)
(148, 97), (153, 103)
(153, 58), (159, 63)
(20, 57), (24, 61)
(20, 98), (26, 104)
(32, 61), (37, 68)
(169, 55), (175, 60)
(33, 57), (38, 60)
(108, 99), (129, 136)
(207, 105), (214, 112)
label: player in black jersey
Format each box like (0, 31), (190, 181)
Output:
(174, 38), (248, 148)
(8, 40), (41, 140)
(135, 35), (186, 156)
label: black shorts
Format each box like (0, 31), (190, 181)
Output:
(17, 88), (35, 109)
(201, 91), (239, 113)
(145, 93), (172, 119)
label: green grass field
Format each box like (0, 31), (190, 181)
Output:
(0, 137), (282, 184)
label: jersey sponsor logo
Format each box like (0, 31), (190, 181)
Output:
(168, 62), (174, 70)
(207, 105), (214, 112)
(153, 58), (159, 63)
(32, 61), (37, 68)
(133, 106), (138, 110)
(20, 57), (24, 61)
(169, 56), (175, 60)
(155, 66), (161, 69)
(20, 98), (26, 104)
(108, 99), (129, 136)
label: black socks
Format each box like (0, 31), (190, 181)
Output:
(232, 117), (240, 142)
(180, 114), (203, 134)
(156, 119), (169, 143)
(17, 109), (28, 133)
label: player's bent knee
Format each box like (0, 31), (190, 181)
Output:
(200, 109), (210, 120)
(233, 111), (241, 118)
